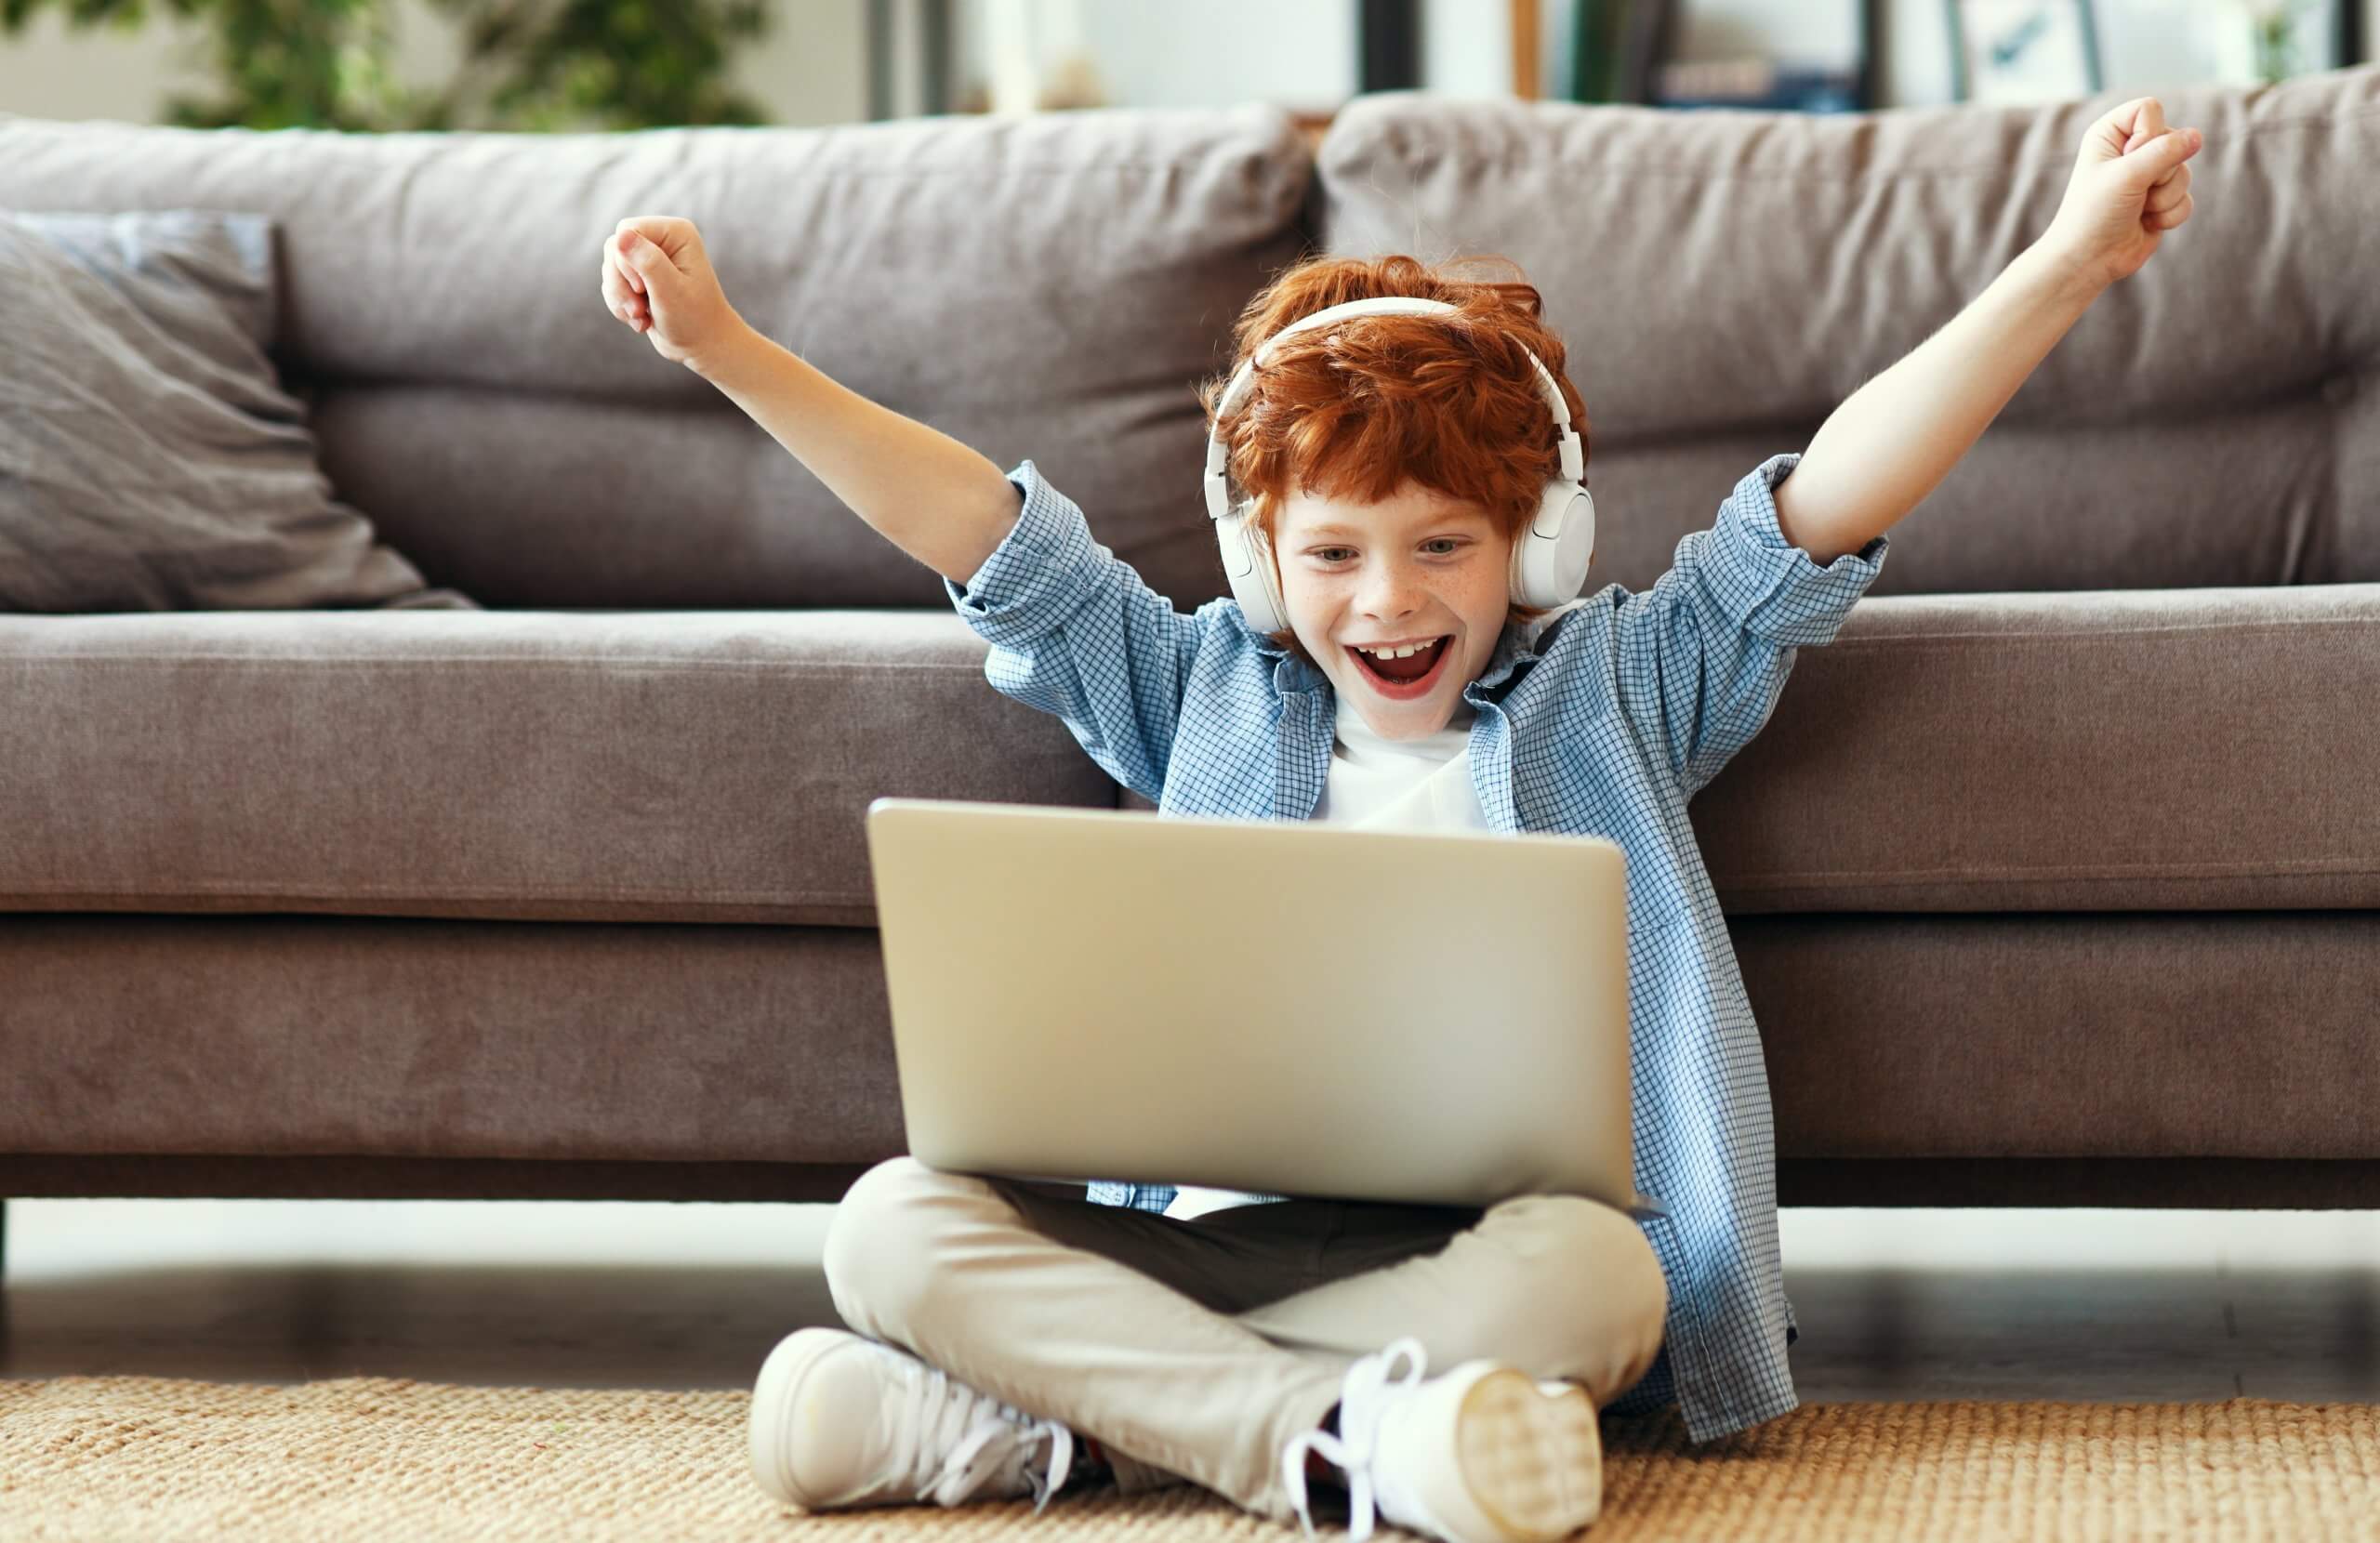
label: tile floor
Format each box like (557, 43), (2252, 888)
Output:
(2, 1201), (2375, 1404)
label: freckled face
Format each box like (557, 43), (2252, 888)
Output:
(1275, 481), (1512, 741)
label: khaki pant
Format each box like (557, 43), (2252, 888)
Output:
(821, 1157), (1670, 1523)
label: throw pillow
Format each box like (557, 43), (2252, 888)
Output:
(0, 208), (474, 612)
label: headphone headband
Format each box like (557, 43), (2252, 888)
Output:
(1209, 298), (1579, 471)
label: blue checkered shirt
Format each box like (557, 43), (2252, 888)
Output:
(943, 452), (1887, 1443)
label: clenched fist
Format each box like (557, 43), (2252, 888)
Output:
(601, 215), (747, 371)
(2040, 97), (2202, 290)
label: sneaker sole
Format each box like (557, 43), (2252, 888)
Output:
(1454, 1370), (1604, 1539)
(747, 1326), (841, 1507)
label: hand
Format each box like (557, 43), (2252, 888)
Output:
(2039, 97), (2202, 292)
(599, 215), (747, 370)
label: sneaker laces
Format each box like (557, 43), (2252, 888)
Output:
(1279, 1336), (1430, 1542)
(894, 1355), (1076, 1512)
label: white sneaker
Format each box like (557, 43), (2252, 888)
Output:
(747, 1327), (1077, 1512)
(1281, 1338), (1603, 1543)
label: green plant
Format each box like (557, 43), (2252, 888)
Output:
(0, 0), (773, 131)
(2233, 0), (2321, 85)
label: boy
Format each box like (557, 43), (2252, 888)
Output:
(598, 97), (2199, 1541)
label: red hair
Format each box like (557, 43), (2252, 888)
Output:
(1196, 253), (1592, 666)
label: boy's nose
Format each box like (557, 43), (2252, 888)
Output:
(1357, 567), (1429, 614)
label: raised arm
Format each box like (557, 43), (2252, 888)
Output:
(1772, 98), (2204, 566)
(602, 216), (1020, 585)
(601, 216), (1219, 804)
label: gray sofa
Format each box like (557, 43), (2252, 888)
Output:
(2, 65), (2377, 1256)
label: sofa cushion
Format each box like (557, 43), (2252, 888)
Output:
(0, 209), (469, 613)
(2, 585), (2376, 923)
(0, 609), (1119, 926)
(0, 107), (1313, 613)
(1313, 66), (2380, 595)
(1121, 581), (2380, 915)
(1689, 581), (2380, 913)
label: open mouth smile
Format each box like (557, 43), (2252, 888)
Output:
(1344, 636), (1452, 700)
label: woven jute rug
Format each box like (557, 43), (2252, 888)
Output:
(4, 1376), (2377, 1542)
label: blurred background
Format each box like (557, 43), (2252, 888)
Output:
(0, 0), (2369, 134)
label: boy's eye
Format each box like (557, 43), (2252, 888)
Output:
(1314, 539), (1464, 562)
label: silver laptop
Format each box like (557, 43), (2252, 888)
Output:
(863, 797), (1664, 1219)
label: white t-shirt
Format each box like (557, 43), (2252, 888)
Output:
(1162, 689), (1489, 1221)
(1310, 689), (1490, 832)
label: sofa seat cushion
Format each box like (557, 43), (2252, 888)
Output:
(1117, 582), (2380, 914)
(4, 584), (2375, 924)
(0, 609), (1118, 925)
(1687, 581), (2380, 913)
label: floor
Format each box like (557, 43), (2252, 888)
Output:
(2, 1201), (2375, 1404)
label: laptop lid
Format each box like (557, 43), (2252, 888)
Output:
(864, 797), (1661, 1218)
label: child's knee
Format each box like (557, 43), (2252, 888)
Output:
(1491, 1194), (1669, 1384)
(822, 1156), (976, 1339)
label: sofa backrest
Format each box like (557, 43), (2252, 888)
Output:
(0, 106), (1314, 609)
(4, 64), (2374, 608)
(1315, 65), (2380, 591)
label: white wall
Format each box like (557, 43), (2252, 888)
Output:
(1, 0), (2372, 125)
(1072, 0), (1355, 112)
(0, 4), (213, 121)
(959, 0), (1355, 114)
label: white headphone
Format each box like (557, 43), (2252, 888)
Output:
(1201, 296), (1596, 638)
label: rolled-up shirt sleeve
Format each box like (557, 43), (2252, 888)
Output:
(1613, 451), (1888, 798)
(943, 457), (1210, 801)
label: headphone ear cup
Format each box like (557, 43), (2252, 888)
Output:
(1513, 483), (1596, 610)
(1218, 505), (1287, 636)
